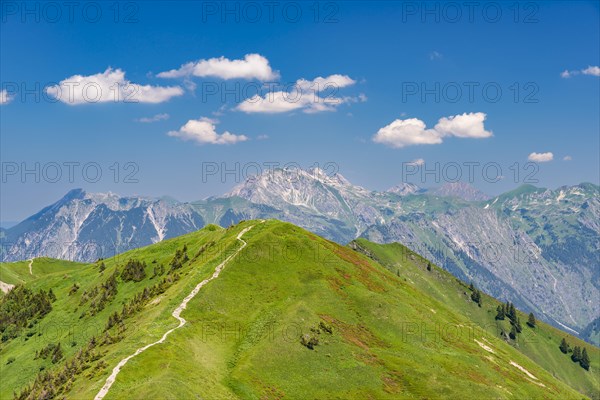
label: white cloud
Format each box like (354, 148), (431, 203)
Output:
(212, 104), (228, 117)
(236, 74), (360, 114)
(167, 117), (248, 145)
(563, 155), (572, 161)
(46, 68), (184, 105)
(238, 91), (306, 113)
(434, 112), (492, 139)
(561, 65), (600, 78)
(407, 158), (425, 166)
(429, 51), (443, 60)
(158, 54), (279, 81)
(528, 152), (554, 162)
(183, 78), (197, 92)
(582, 66), (600, 77)
(373, 112), (492, 148)
(295, 74), (356, 91)
(0, 89), (13, 105)
(560, 70), (572, 78)
(136, 113), (170, 123)
(373, 119), (442, 148)
(257, 134), (269, 140)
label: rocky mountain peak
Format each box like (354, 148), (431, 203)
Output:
(430, 182), (490, 201)
(387, 182), (421, 196)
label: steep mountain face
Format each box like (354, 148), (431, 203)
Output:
(1, 172), (598, 344)
(360, 183), (600, 337)
(431, 181), (491, 201)
(1, 189), (204, 262)
(223, 167), (384, 236)
(581, 317), (600, 346)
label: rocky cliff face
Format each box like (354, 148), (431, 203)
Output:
(430, 181), (491, 201)
(2, 189), (204, 261)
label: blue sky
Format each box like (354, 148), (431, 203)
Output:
(1, 1), (599, 222)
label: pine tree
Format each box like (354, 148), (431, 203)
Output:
(571, 346), (582, 362)
(580, 348), (590, 370)
(559, 338), (569, 354)
(51, 343), (63, 364)
(508, 303), (516, 322)
(515, 317), (523, 333)
(527, 312), (536, 328)
(495, 305), (505, 320)
(427, 262), (432, 271)
(509, 325), (517, 340)
(471, 290), (482, 306)
(469, 282), (475, 292)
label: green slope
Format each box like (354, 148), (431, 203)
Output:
(1, 258), (86, 286)
(0, 220), (597, 399)
(352, 238), (600, 399)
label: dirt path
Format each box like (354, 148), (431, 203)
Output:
(28, 258), (34, 275)
(94, 224), (257, 400)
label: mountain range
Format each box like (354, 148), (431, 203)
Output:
(1, 169), (598, 345)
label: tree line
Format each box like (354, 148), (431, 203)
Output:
(0, 286), (56, 343)
(559, 338), (591, 371)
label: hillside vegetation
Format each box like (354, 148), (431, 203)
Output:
(0, 220), (597, 399)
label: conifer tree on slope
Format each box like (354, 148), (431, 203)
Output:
(527, 312), (536, 328)
(559, 338), (570, 354)
(580, 348), (590, 371)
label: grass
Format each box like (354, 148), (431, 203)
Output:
(0, 220), (597, 399)
(353, 238), (600, 399)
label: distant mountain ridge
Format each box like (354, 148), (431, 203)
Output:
(1, 170), (599, 345)
(430, 181), (491, 201)
(2, 188), (204, 262)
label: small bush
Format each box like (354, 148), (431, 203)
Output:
(69, 283), (80, 295)
(300, 334), (319, 350)
(300, 321), (334, 350)
(319, 321), (333, 334)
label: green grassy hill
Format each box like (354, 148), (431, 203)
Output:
(351, 239), (600, 398)
(1, 258), (86, 288)
(0, 220), (597, 399)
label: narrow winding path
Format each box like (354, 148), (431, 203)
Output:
(94, 225), (256, 400)
(1, 258), (34, 293)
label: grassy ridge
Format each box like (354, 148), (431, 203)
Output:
(0, 220), (596, 399)
(1, 258), (86, 288)
(97, 221), (591, 399)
